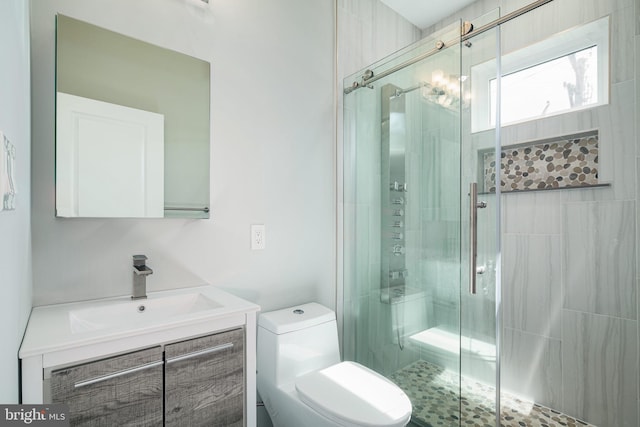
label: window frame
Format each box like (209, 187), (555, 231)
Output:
(471, 16), (609, 133)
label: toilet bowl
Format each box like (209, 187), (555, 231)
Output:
(257, 302), (412, 427)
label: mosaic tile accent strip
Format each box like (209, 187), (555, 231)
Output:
(483, 131), (599, 193)
(390, 360), (596, 427)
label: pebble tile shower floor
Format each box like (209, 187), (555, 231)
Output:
(390, 360), (596, 427)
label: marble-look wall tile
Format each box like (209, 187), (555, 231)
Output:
(341, 203), (381, 302)
(609, 6), (636, 84)
(337, 9), (373, 82)
(461, 291), (496, 343)
(552, 0), (635, 84)
(501, 328), (562, 409)
(503, 234), (562, 338)
(422, 0), (499, 35)
(561, 310), (638, 427)
(499, 2), (558, 55)
(503, 190), (563, 234)
(637, 159), (640, 280)
(636, 47), (640, 416)
(500, 0), (537, 16)
(340, 0), (374, 22)
(341, 298), (363, 362)
(356, 203), (378, 296)
(563, 200), (636, 320)
(637, 36), (640, 156)
(558, 82), (634, 201)
(342, 203), (358, 303)
(372, 0), (421, 61)
(636, 0), (640, 35)
(596, 81), (637, 201)
(338, 0), (420, 79)
(365, 295), (420, 376)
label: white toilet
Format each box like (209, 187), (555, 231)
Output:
(257, 302), (412, 427)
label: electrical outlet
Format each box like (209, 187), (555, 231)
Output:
(251, 224), (265, 250)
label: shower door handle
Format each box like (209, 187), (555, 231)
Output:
(469, 182), (487, 295)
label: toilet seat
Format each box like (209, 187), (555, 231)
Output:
(295, 361), (412, 427)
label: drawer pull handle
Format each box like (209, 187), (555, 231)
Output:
(74, 360), (163, 388)
(166, 342), (234, 364)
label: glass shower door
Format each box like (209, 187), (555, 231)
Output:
(459, 9), (501, 426)
(343, 16), (500, 425)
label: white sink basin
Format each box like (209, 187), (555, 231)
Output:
(69, 292), (222, 334)
(19, 284), (261, 410)
(19, 285), (260, 359)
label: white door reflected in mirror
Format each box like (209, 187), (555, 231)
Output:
(56, 92), (164, 218)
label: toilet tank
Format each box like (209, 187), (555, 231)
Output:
(257, 303), (341, 387)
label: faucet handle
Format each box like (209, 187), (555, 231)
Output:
(133, 254), (148, 266)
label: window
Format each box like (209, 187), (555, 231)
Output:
(490, 45), (598, 126)
(471, 17), (609, 132)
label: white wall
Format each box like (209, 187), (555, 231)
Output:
(31, 0), (336, 312)
(0, 0), (32, 403)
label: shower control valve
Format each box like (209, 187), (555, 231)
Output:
(389, 269), (409, 279)
(392, 245), (405, 256)
(389, 182), (408, 192)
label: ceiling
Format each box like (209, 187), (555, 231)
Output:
(380, 0), (477, 29)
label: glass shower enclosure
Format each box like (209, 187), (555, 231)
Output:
(342, 15), (501, 426)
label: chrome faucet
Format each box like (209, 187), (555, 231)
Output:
(132, 255), (153, 300)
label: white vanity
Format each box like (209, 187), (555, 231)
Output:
(19, 285), (260, 426)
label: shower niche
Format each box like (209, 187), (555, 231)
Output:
(479, 130), (603, 193)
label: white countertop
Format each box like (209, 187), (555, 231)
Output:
(20, 285), (260, 359)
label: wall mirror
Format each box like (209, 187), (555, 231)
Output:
(55, 14), (210, 219)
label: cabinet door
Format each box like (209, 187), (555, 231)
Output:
(50, 346), (163, 426)
(165, 328), (244, 427)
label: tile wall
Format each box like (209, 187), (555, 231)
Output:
(338, 0), (422, 367)
(341, 0), (639, 426)
(434, 0), (639, 425)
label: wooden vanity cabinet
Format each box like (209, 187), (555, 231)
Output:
(21, 286), (259, 426)
(165, 328), (244, 427)
(50, 346), (164, 426)
(48, 328), (244, 426)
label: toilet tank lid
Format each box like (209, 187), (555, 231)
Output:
(258, 302), (335, 334)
